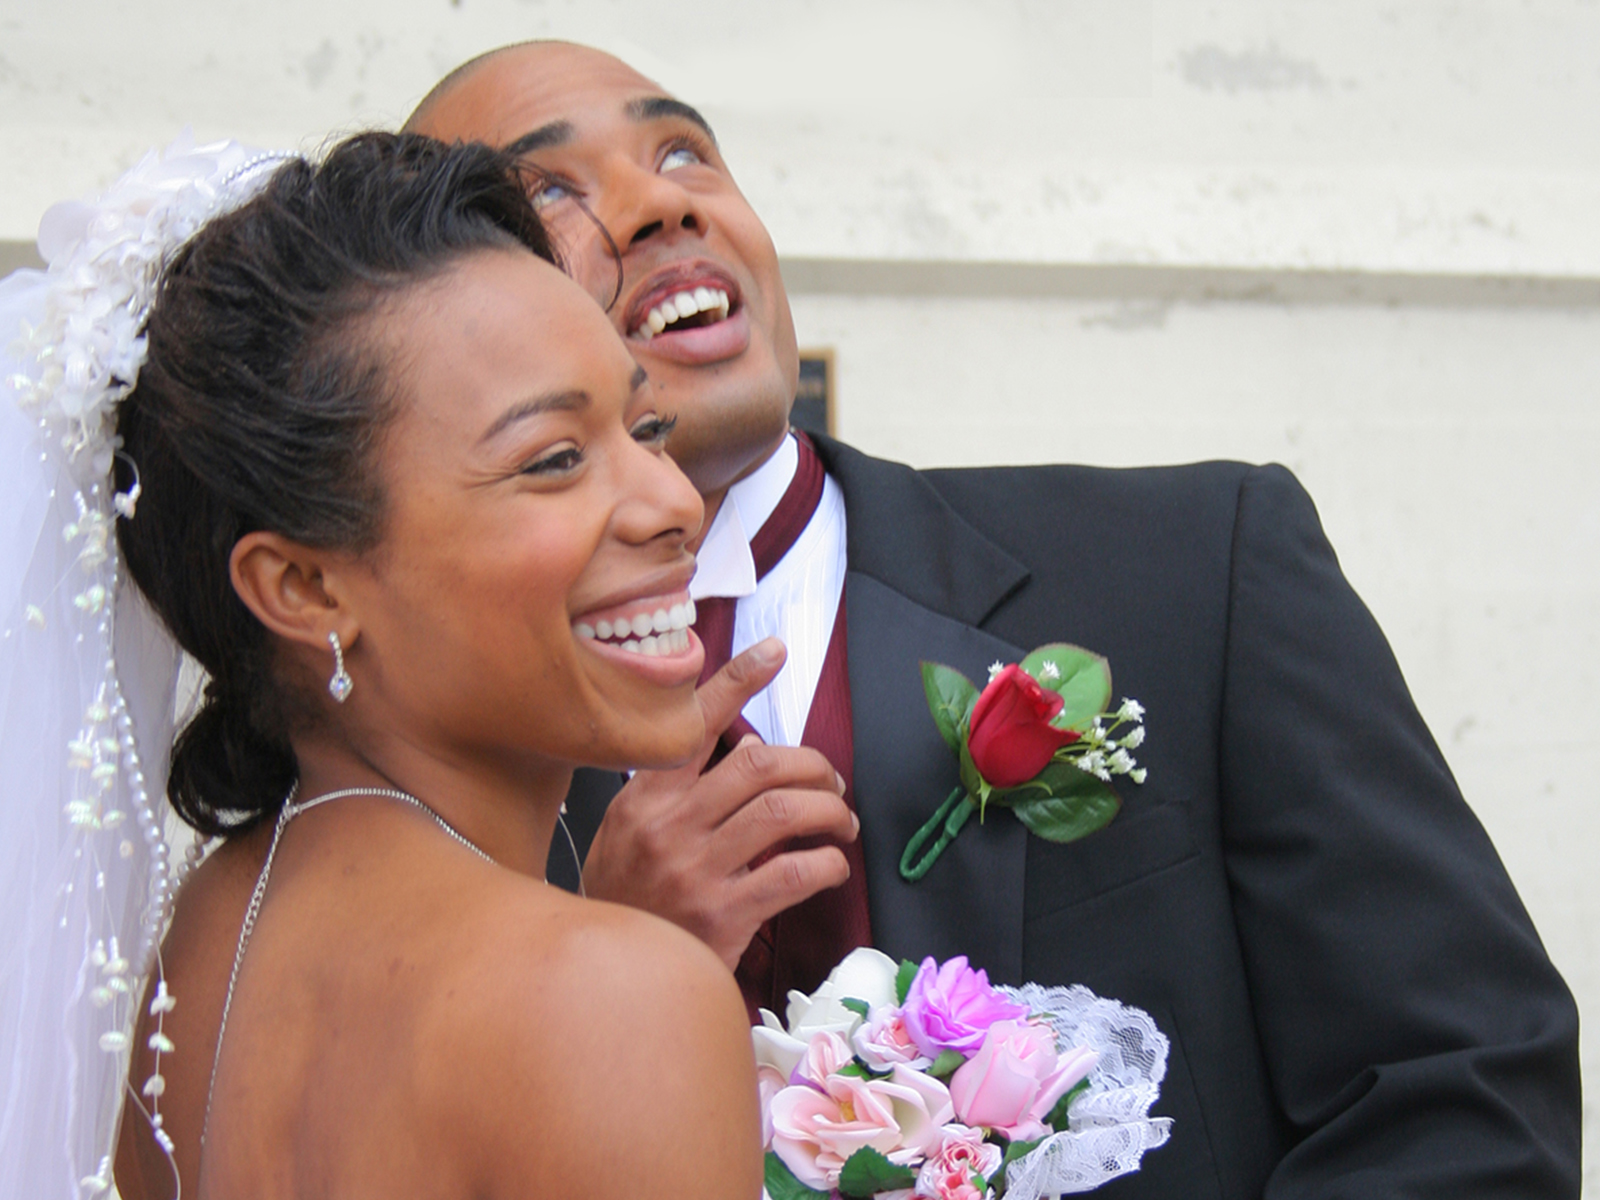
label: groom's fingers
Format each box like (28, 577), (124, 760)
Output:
(579, 639), (859, 970)
(735, 843), (853, 927)
(693, 637), (787, 759)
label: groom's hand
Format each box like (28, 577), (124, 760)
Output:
(581, 638), (858, 970)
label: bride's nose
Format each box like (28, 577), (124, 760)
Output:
(611, 438), (705, 547)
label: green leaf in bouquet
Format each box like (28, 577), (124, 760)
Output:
(993, 1135), (1045, 1191)
(1020, 643), (1111, 727)
(895, 959), (918, 1005)
(839, 997), (870, 1019)
(927, 1049), (966, 1079)
(1010, 769), (1121, 843)
(837, 1147), (917, 1197)
(765, 1151), (828, 1200)
(921, 661), (978, 752)
(1044, 1076), (1092, 1131)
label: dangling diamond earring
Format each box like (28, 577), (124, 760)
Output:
(327, 631), (353, 703)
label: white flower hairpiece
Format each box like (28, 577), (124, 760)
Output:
(8, 131), (291, 484)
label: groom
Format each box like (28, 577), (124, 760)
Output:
(408, 42), (1580, 1197)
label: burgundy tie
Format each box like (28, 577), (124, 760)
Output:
(691, 434), (873, 1019)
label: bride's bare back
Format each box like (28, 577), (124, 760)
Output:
(118, 797), (758, 1199)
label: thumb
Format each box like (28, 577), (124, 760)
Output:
(696, 637), (786, 740)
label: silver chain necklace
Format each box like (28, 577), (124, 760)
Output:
(201, 785), (501, 1150)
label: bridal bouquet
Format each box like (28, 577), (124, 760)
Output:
(755, 949), (1172, 1200)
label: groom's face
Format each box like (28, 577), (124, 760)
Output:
(412, 44), (799, 501)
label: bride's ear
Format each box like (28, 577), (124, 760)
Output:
(229, 531), (357, 650)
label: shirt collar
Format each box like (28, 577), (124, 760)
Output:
(689, 433), (799, 601)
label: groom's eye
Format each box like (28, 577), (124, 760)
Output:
(528, 175), (575, 211)
(660, 142), (704, 172)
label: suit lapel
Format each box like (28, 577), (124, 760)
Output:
(814, 436), (1033, 985)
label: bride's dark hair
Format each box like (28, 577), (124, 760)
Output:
(116, 131), (557, 836)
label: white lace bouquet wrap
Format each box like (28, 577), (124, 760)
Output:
(755, 949), (1170, 1200)
(991, 983), (1172, 1197)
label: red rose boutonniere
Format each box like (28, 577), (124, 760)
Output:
(900, 644), (1148, 880)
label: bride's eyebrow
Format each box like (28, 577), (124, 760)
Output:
(479, 388), (589, 444)
(477, 368), (644, 445)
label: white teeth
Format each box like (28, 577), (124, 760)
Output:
(581, 602), (697, 651)
(634, 288), (732, 340)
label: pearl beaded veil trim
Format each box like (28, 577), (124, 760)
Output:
(0, 133), (291, 1199)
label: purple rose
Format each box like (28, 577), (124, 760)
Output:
(900, 956), (1029, 1059)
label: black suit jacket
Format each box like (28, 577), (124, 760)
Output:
(558, 436), (1580, 1198)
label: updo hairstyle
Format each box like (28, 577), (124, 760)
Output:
(115, 132), (558, 836)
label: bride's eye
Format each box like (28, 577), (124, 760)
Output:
(660, 144), (702, 173)
(630, 414), (678, 446)
(520, 443), (584, 476)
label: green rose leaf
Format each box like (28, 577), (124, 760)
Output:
(957, 737), (989, 809)
(765, 1151), (829, 1200)
(1021, 643), (1111, 727)
(1044, 1076), (1093, 1131)
(839, 997), (870, 1019)
(837, 1147), (917, 1198)
(895, 959), (918, 1005)
(921, 661), (978, 753)
(994, 1135), (1045, 1190)
(927, 1049), (967, 1079)
(1010, 768), (1121, 843)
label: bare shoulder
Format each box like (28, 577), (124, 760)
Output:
(422, 881), (762, 1200)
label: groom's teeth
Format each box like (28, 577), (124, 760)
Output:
(596, 619), (613, 639)
(635, 288), (732, 341)
(575, 622), (596, 640)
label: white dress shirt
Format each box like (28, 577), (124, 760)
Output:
(689, 433), (847, 748)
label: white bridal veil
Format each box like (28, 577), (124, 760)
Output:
(0, 135), (286, 1199)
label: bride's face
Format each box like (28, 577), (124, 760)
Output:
(340, 248), (706, 772)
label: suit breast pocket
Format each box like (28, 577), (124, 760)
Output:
(1023, 800), (1201, 922)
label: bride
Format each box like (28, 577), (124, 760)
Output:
(0, 131), (761, 1199)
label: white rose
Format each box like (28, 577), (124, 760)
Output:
(780, 947), (902, 1040)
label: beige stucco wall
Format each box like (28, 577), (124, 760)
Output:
(4, 0), (1597, 1186)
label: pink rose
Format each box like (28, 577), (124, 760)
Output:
(794, 1029), (856, 1087)
(949, 1019), (1098, 1143)
(901, 956), (1029, 1059)
(915, 1124), (1003, 1199)
(853, 1005), (934, 1072)
(769, 1064), (954, 1190)
(967, 664), (1079, 788)
(757, 1063), (786, 1148)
